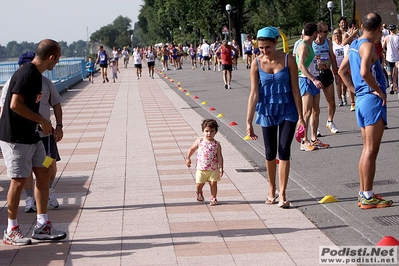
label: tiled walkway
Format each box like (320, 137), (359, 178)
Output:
(0, 66), (338, 265)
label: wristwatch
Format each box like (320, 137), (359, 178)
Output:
(56, 124), (63, 128)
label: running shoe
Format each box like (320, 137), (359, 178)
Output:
(350, 103), (355, 111)
(390, 84), (395, 94)
(228, 85), (231, 90)
(341, 94), (347, 106)
(3, 226), (31, 246)
(31, 221), (67, 240)
(49, 188), (59, 209)
(106, 77), (109, 82)
(224, 84), (228, 90)
(25, 196), (36, 213)
(326, 121), (339, 134)
(317, 128), (322, 137)
(360, 194), (393, 209)
(358, 193), (384, 207)
(311, 139), (330, 149)
(300, 140), (316, 151)
(337, 99), (344, 107)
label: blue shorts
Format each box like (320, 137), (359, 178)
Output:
(41, 136), (61, 161)
(299, 77), (321, 97)
(355, 93), (387, 128)
(254, 48), (260, 54)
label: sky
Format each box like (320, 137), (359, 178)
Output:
(1, 0), (143, 46)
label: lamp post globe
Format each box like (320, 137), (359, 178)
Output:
(225, 4), (232, 41)
(327, 1), (334, 32)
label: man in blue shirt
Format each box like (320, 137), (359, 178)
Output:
(339, 12), (393, 209)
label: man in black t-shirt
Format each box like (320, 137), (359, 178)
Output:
(0, 39), (67, 246)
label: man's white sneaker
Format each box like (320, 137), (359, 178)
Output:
(31, 221), (67, 241)
(317, 128), (322, 137)
(25, 196), (36, 213)
(3, 226), (31, 246)
(49, 188), (59, 209)
(326, 121), (339, 134)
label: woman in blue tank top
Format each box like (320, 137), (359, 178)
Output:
(246, 27), (305, 208)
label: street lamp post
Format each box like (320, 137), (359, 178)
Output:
(327, 1), (334, 32)
(225, 4), (232, 41)
(341, 0), (344, 16)
(130, 34), (134, 51)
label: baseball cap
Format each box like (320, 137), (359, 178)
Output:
(257, 27), (280, 39)
(388, 24), (396, 31)
(18, 52), (35, 66)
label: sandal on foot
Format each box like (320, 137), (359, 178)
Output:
(196, 192), (204, 202)
(265, 195), (279, 204)
(210, 198), (218, 206)
(278, 200), (290, 209)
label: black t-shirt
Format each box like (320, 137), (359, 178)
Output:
(0, 63), (42, 144)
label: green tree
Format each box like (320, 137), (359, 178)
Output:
(90, 15), (133, 49)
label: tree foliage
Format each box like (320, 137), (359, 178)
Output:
(0, 0), (373, 60)
(133, 0), (356, 46)
(90, 15), (133, 49)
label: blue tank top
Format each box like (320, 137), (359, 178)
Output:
(348, 39), (386, 97)
(312, 39), (331, 66)
(255, 54), (299, 127)
(99, 50), (108, 65)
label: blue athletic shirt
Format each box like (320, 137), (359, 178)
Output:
(348, 39), (386, 97)
(98, 50), (108, 65)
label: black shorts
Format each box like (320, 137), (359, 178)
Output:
(203, 56), (210, 61)
(245, 51), (252, 56)
(147, 62), (155, 67)
(221, 64), (232, 71)
(100, 63), (108, 68)
(319, 69), (334, 87)
(134, 64), (142, 69)
(41, 136), (61, 161)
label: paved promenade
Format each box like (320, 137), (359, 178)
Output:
(0, 65), (340, 265)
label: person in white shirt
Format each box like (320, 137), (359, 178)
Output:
(201, 40), (211, 71)
(146, 46), (156, 78)
(243, 34), (253, 69)
(132, 47), (143, 79)
(382, 24), (399, 93)
(332, 28), (351, 107)
(122, 46), (130, 69)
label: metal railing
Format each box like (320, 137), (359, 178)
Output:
(0, 58), (87, 93)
